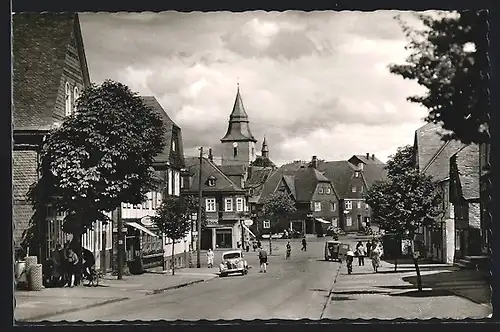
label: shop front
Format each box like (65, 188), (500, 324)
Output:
(124, 219), (163, 273)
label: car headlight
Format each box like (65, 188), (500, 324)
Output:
(220, 263), (226, 270)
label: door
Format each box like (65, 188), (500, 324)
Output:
(201, 229), (213, 250)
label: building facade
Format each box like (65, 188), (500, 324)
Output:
(479, 141), (492, 259)
(12, 13), (102, 265)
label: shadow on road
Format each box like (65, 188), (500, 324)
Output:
(330, 296), (355, 301)
(389, 289), (455, 297)
(331, 290), (392, 295)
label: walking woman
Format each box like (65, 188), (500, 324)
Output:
(370, 243), (382, 273)
(207, 248), (214, 268)
(66, 247), (79, 287)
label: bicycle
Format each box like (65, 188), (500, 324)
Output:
(83, 267), (101, 287)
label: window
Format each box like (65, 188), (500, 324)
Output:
(314, 202), (322, 212)
(225, 198), (233, 212)
(73, 86), (79, 113)
(172, 140), (176, 152)
(263, 220), (271, 229)
(360, 186), (364, 193)
(332, 218), (338, 227)
(346, 216), (352, 227)
(168, 169), (173, 195)
(65, 82), (72, 116)
(357, 201), (361, 209)
(345, 200), (352, 210)
(236, 198), (244, 212)
(330, 202), (336, 211)
(355, 171), (359, 178)
(205, 198), (216, 212)
(352, 186), (357, 193)
(365, 202), (369, 210)
(326, 187), (331, 194)
(207, 177), (216, 187)
(318, 187), (324, 194)
(252, 147), (255, 158)
(174, 171), (180, 196)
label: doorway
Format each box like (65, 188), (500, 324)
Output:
(201, 229), (213, 250)
(216, 229), (233, 249)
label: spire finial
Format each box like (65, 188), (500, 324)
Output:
(237, 79), (240, 91)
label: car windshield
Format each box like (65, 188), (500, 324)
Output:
(223, 253), (241, 260)
(328, 243), (338, 249)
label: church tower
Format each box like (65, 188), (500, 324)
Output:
(220, 84), (257, 166)
(261, 136), (269, 158)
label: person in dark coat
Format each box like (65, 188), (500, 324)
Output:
(301, 237), (307, 251)
(81, 248), (96, 279)
(366, 240), (372, 257)
(258, 248), (268, 273)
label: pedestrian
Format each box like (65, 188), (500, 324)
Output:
(81, 247), (95, 280)
(286, 241), (291, 259)
(366, 240), (372, 257)
(66, 248), (79, 287)
(257, 240), (261, 249)
(245, 240), (250, 252)
(207, 248), (214, 268)
(258, 248), (268, 273)
(371, 244), (382, 273)
(345, 250), (354, 274)
(356, 243), (366, 266)
(301, 237), (307, 251)
(252, 241), (258, 252)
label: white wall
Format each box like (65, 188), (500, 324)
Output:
(443, 219), (455, 264)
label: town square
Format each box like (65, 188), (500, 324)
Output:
(12, 10), (492, 322)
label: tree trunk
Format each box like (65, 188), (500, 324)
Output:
(171, 240), (175, 276)
(410, 246), (422, 291)
(269, 235), (272, 256)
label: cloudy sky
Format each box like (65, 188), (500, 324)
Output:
(80, 11), (432, 166)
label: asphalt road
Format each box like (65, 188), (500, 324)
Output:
(47, 238), (341, 321)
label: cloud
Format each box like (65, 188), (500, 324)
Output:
(79, 10), (439, 166)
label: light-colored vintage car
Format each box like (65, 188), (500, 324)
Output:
(219, 250), (248, 277)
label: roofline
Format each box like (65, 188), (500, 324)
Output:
(206, 158), (244, 191)
(422, 140), (450, 174)
(74, 13), (91, 87)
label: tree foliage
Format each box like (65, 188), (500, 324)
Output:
(365, 145), (443, 237)
(262, 191), (297, 231)
(25, 80), (166, 247)
(183, 194), (208, 230)
(152, 196), (191, 241)
(389, 10), (490, 144)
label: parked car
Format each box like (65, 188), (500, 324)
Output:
(326, 226), (345, 237)
(219, 250), (248, 277)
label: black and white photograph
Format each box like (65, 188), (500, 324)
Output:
(12, 9), (493, 322)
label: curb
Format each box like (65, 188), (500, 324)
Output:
(146, 276), (218, 295)
(19, 297), (130, 322)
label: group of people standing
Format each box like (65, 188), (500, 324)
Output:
(45, 242), (96, 287)
(350, 239), (383, 273)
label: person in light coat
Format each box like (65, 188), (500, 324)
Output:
(207, 248), (214, 268)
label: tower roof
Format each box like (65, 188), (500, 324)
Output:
(262, 136), (269, 152)
(221, 85), (257, 142)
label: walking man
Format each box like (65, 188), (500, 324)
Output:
(258, 248), (268, 273)
(366, 240), (372, 257)
(301, 237), (307, 251)
(286, 241), (291, 259)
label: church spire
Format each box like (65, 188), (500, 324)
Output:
(220, 84), (257, 143)
(262, 136), (269, 158)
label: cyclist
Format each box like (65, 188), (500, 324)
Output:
(81, 247), (96, 280)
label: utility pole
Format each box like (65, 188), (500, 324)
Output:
(117, 205), (123, 280)
(197, 147), (203, 268)
(240, 218), (245, 251)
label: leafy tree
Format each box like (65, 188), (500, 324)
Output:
(389, 10), (490, 145)
(261, 191), (297, 255)
(24, 80), (165, 256)
(365, 145), (443, 290)
(152, 196), (191, 275)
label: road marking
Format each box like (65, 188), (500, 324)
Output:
(320, 263), (342, 319)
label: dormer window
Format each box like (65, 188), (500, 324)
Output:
(355, 171), (359, 178)
(65, 82), (72, 116)
(352, 186), (357, 192)
(172, 139), (176, 152)
(318, 187), (324, 194)
(326, 187), (331, 194)
(207, 176), (216, 187)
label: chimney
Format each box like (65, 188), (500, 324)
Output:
(311, 155), (318, 169)
(372, 154), (375, 160)
(366, 153), (369, 160)
(208, 148), (214, 162)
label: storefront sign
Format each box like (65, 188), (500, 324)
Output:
(141, 216), (153, 226)
(244, 219), (253, 226)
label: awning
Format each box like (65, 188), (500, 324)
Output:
(242, 224), (256, 238)
(315, 218), (331, 224)
(126, 222), (158, 237)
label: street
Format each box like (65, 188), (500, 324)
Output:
(41, 237), (491, 321)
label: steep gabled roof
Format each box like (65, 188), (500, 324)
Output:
(13, 13), (90, 128)
(184, 157), (244, 193)
(452, 144), (480, 200)
(316, 161), (353, 198)
(140, 96), (184, 166)
(257, 162), (306, 204)
(415, 123), (465, 182)
(282, 175), (297, 200)
(350, 154), (385, 165)
(218, 165), (247, 176)
(246, 167), (274, 203)
(220, 86), (257, 142)
(362, 163), (388, 188)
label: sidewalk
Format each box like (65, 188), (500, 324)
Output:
(15, 267), (218, 322)
(334, 258), (491, 308)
